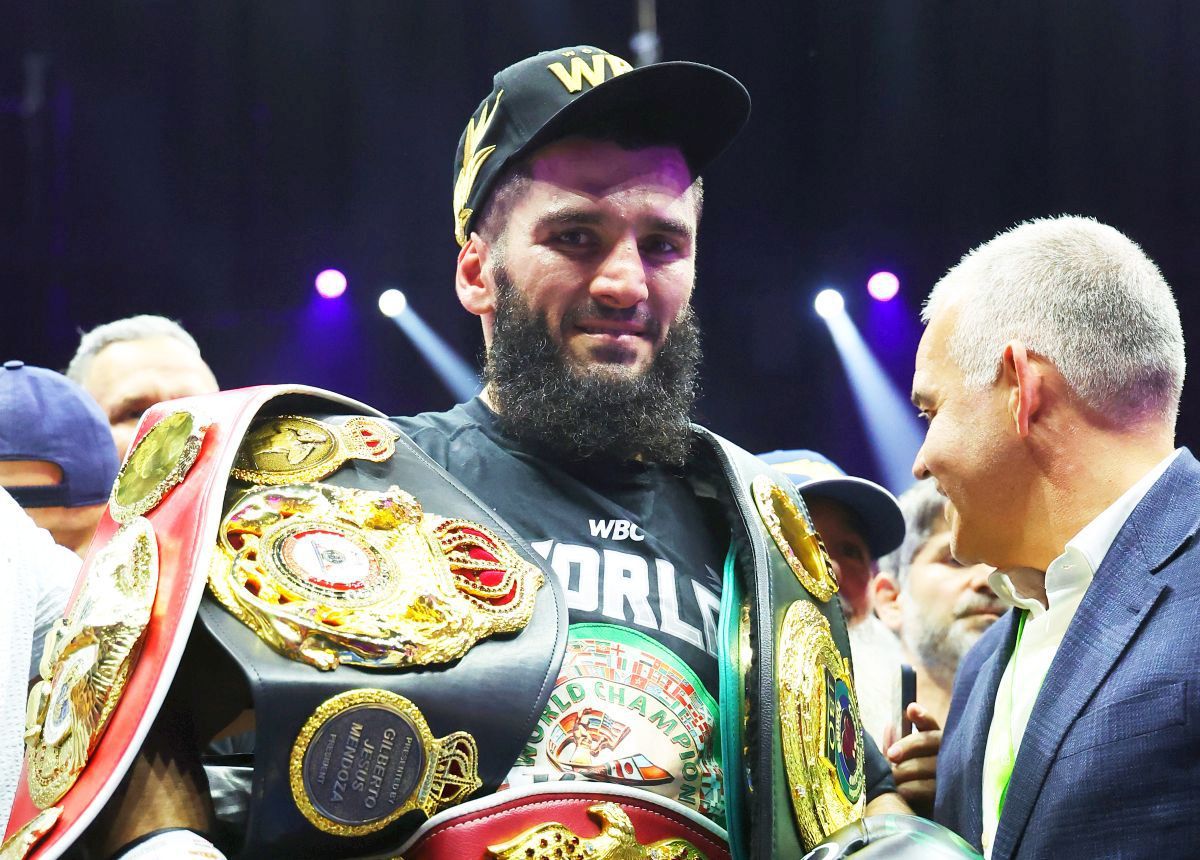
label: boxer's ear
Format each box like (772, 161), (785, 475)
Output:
(456, 233), (496, 318)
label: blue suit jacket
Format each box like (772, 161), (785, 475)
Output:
(935, 449), (1200, 859)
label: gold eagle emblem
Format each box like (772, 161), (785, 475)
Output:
(487, 802), (707, 860)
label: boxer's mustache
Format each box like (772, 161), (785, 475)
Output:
(562, 302), (664, 339)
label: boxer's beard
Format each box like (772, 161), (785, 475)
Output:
(483, 266), (701, 466)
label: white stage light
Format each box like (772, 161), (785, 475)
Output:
(814, 288), (845, 319)
(378, 288), (408, 317)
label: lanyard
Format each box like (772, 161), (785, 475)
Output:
(994, 609), (1030, 819)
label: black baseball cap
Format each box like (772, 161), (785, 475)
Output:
(452, 45), (751, 246)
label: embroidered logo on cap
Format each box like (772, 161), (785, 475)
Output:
(546, 48), (633, 94)
(453, 90), (504, 247)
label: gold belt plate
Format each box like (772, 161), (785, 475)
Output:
(778, 600), (866, 850)
(231, 415), (400, 485)
(207, 482), (543, 670)
(751, 476), (838, 602)
(0, 807), (62, 860)
(24, 518), (159, 809)
(110, 410), (208, 523)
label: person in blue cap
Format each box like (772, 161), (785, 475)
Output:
(756, 449), (905, 627)
(757, 449), (943, 816)
(0, 360), (119, 837)
(0, 360), (120, 555)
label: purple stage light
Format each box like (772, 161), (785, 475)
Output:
(867, 271), (900, 302)
(315, 268), (347, 299)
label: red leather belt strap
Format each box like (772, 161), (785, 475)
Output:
(401, 787), (730, 860)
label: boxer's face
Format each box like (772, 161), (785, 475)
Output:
(476, 138), (699, 378)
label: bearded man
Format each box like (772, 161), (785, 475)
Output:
(873, 479), (1004, 731)
(390, 45), (919, 858)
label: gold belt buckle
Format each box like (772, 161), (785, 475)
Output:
(207, 482), (542, 671)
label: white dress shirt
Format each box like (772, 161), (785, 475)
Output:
(0, 488), (79, 836)
(978, 449), (1180, 857)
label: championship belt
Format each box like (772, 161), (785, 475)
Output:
(2, 386), (567, 860)
(688, 429), (867, 860)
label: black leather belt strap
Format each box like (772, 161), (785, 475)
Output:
(196, 405), (568, 859)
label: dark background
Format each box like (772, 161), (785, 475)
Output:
(4, 1), (1198, 488)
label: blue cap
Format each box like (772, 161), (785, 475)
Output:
(0, 360), (120, 508)
(757, 448), (905, 558)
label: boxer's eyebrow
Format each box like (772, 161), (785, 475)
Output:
(534, 201), (693, 229)
(534, 207), (605, 230)
(534, 207), (694, 245)
(642, 215), (694, 242)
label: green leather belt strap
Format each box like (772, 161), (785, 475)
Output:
(717, 540), (747, 860)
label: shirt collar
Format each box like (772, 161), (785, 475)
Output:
(989, 448), (1181, 616)
(988, 568), (1051, 616)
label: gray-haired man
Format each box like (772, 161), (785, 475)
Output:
(67, 314), (218, 459)
(914, 216), (1199, 858)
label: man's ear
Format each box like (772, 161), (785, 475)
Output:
(456, 233), (496, 318)
(1002, 340), (1041, 438)
(872, 570), (904, 634)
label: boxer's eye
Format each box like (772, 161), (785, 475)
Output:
(550, 229), (596, 249)
(639, 236), (683, 259)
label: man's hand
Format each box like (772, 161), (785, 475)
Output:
(884, 703), (942, 818)
(863, 791), (912, 816)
